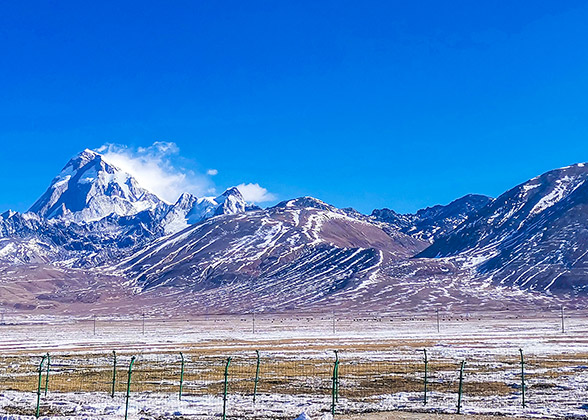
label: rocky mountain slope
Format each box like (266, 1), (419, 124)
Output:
(418, 163), (588, 293)
(115, 197), (426, 311)
(371, 194), (492, 242)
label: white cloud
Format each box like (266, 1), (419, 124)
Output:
(96, 142), (213, 203)
(94, 142), (278, 206)
(237, 183), (277, 203)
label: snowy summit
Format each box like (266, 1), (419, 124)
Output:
(29, 149), (163, 223)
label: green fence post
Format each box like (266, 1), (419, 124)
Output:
(44, 352), (50, 396)
(111, 350), (117, 398)
(331, 350), (340, 416)
(519, 348), (526, 408)
(253, 350), (260, 404)
(179, 352), (185, 401)
(335, 350), (340, 403)
(222, 357), (232, 420)
(457, 360), (466, 414)
(35, 354), (47, 418)
(423, 349), (428, 405)
(124, 356), (136, 420)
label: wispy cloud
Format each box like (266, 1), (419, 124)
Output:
(96, 142), (214, 203)
(237, 183), (277, 203)
(95, 142), (277, 205)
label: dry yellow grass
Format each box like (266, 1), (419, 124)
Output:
(0, 349), (565, 399)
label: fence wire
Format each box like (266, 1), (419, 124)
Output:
(1, 350), (587, 415)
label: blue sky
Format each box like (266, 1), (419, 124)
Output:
(1, 1), (588, 214)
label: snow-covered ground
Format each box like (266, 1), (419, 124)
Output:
(0, 312), (587, 419)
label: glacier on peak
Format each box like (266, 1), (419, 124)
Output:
(161, 187), (247, 234)
(27, 149), (255, 230)
(29, 149), (163, 223)
(0, 147), (255, 267)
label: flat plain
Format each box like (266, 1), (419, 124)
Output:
(0, 310), (585, 419)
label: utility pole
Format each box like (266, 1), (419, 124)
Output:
(561, 305), (565, 333)
(436, 309), (440, 333)
(252, 310), (255, 334)
(332, 311), (336, 335)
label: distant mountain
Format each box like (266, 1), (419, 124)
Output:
(418, 163), (588, 293)
(161, 187), (247, 234)
(0, 149), (252, 267)
(371, 194), (492, 241)
(1, 149), (587, 314)
(29, 149), (164, 223)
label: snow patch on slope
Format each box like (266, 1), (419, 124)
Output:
(530, 176), (584, 216)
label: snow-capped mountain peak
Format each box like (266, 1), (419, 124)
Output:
(0, 209), (18, 220)
(160, 187), (247, 234)
(214, 187), (246, 215)
(29, 149), (163, 223)
(273, 196), (335, 211)
(23, 148), (253, 237)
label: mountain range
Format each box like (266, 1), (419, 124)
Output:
(0, 149), (585, 315)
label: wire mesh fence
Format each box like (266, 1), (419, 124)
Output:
(1, 348), (587, 417)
